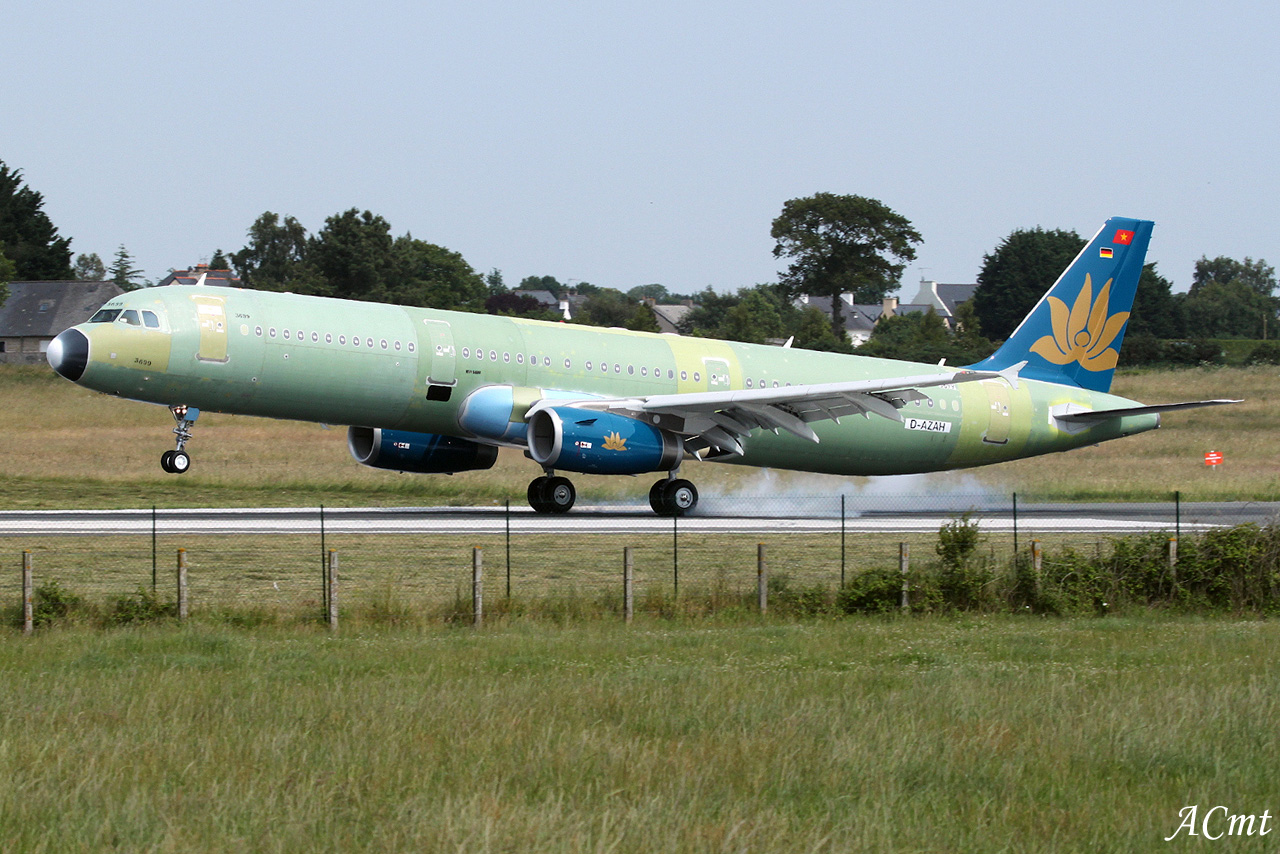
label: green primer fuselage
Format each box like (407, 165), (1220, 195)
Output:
(68, 285), (1159, 477)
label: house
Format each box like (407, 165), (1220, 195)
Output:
(0, 280), (124, 364)
(510, 289), (573, 320)
(903, 279), (977, 329)
(155, 264), (242, 288)
(793, 294), (897, 347)
(647, 301), (693, 334)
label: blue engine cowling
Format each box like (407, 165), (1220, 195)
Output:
(527, 407), (682, 475)
(347, 427), (498, 474)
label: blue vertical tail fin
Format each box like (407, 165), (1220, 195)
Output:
(966, 217), (1153, 393)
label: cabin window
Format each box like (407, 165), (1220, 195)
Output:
(408, 342), (415, 352)
(641, 367), (647, 376)
(503, 352), (510, 363)
(517, 353), (524, 364)
(693, 372), (700, 382)
(269, 328), (277, 338)
(325, 333), (333, 344)
(256, 326), (263, 337)
(462, 347), (470, 358)
(746, 379), (753, 388)
(380, 339), (388, 350)
(339, 335), (346, 345)
(395, 340), (401, 351)
(142, 311), (160, 328)
(564, 359), (572, 368)
(680, 370), (687, 380)
(489, 350), (497, 361)
(366, 338), (374, 349)
(585, 361), (593, 370)
(628, 365), (634, 375)
(89, 309), (121, 323)
(120, 310), (141, 326)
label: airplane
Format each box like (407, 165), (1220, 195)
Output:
(46, 216), (1237, 515)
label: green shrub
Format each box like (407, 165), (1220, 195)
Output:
(109, 586), (175, 625)
(837, 567), (903, 615)
(32, 580), (86, 627)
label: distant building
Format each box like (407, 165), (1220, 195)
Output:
(0, 280), (124, 364)
(510, 289), (573, 320)
(901, 279), (978, 329)
(647, 300), (694, 334)
(156, 264), (242, 288)
(793, 294), (893, 347)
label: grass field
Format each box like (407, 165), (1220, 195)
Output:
(0, 363), (1276, 509)
(2, 617), (1277, 852)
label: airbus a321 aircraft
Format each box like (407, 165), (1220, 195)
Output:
(48, 217), (1236, 515)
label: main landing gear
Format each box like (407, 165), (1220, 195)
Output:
(524, 471), (700, 516)
(527, 473), (576, 514)
(160, 405), (199, 474)
(649, 476), (698, 517)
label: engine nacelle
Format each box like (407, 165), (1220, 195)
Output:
(528, 407), (682, 475)
(347, 427), (498, 474)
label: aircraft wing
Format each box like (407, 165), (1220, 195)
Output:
(531, 364), (1024, 457)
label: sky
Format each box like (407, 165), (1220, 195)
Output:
(4, 1), (1277, 297)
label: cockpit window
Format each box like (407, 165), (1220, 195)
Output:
(89, 309), (121, 323)
(142, 310), (160, 328)
(120, 309), (141, 326)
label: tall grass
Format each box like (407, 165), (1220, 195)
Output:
(1, 617), (1277, 851)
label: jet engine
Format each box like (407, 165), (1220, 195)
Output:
(527, 407), (682, 475)
(347, 427), (498, 474)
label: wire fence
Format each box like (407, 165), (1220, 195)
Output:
(3, 492), (1278, 627)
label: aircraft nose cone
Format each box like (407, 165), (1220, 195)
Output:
(48, 328), (89, 382)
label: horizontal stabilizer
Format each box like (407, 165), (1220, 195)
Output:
(1054, 399), (1242, 423)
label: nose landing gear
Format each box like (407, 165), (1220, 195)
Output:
(161, 405), (199, 474)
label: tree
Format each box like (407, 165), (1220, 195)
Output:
(232, 212), (319, 292)
(573, 288), (659, 332)
(0, 160), (73, 280)
(209, 249), (231, 270)
(310, 209), (396, 301)
(858, 308), (993, 364)
(389, 235), (488, 311)
(1181, 256), (1278, 338)
(0, 245), (15, 306)
(971, 227), (1084, 341)
(108, 245), (146, 291)
(1129, 263), (1185, 339)
(485, 291), (560, 320)
(771, 193), (921, 339)
(73, 252), (106, 280)
(1192, 256), (1276, 299)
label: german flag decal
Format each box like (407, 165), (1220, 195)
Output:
(1100, 247), (1114, 258)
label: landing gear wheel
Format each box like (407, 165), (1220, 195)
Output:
(650, 478), (698, 516)
(169, 450), (191, 474)
(649, 480), (667, 514)
(161, 450), (175, 473)
(664, 478), (697, 516)
(528, 476), (551, 513)
(544, 476), (576, 513)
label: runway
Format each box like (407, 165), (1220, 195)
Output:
(1, 502), (1275, 537)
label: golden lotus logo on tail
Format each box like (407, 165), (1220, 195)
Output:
(1030, 273), (1129, 372)
(602, 431), (628, 451)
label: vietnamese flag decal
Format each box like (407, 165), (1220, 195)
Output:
(1113, 229), (1135, 245)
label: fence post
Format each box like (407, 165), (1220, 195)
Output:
(623, 547), (634, 624)
(327, 550), (339, 632)
(757, 543), (768, 615)
(899, 542), (910, 612)
(672, 513), (679, 599)
(840, 494), (846, 588)
(1168, 536), (1178, 589)
(176, 548), (189, 621)
(1032, 540), (1043, 601)
(22, 550), (33, 635)
(472, 547), (483, 628)
(505, 499), (512, 599)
